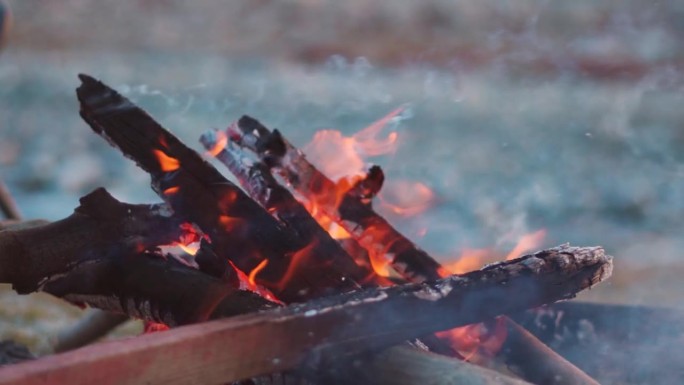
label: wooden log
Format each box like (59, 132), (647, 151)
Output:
(200, 130), (458, 359)
(77, 74), (363, 302)
(228, 116), (443, 282)
(200, 131), (387, 288)
(0, 244), (611, 385)
(0, 188), (276, 325)
(500, 318), (599, 385)
(228, 116), (604, 384)
(319, 345), (532, 385)
(512, 302), (684, 384)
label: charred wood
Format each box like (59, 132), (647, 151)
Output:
(199, 132), (379, 287)
(77, 74), (362, 302)
(0, 188), (276, 326)
(0, 245), (611, 384)
(228, 116), (601, 384)
(228, 116), (443, 282)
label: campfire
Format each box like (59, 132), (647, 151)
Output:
(0, 74), (613, 385)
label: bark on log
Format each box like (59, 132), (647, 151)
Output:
(0, 188), (276, 325)
(0, 244), (611, 385)
(77, 74), (365, 302)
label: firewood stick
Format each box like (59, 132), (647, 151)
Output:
(201, 130), (465, 359)
(321, 345), (532, 385)
(0, 180), (128, 352)
(500, 318), (599, 385)
(53, 311), (129, 353)
(0, 244), (611, 385)
(200, 131), (387, 288)
(0, 179), (22, 220)
(0, 188), (276, 325)
(77, 74), (364, 303)
(228, 116), (443, 282)
(228, 116), (602, 384)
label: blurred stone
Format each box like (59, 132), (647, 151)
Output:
(0, 340), (34, 366)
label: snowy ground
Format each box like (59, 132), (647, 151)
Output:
(1, 1), (684, 358)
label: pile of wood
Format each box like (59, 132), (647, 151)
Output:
(0, 75), (613, 385)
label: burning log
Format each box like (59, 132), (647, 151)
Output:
(0, 245), (611, 384)
(0, 188), (276, 326)
(76, 74), (371, 302)
(225, 116), (602, 385)
(199, 131), (387, 287)
(228, 115), (443, 282)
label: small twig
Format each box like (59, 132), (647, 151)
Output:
(53, 311), (129, 353)
(501, 318), (599, 385)
(0, 180), (21, 221)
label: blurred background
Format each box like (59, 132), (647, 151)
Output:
(1, 0), (684, 354)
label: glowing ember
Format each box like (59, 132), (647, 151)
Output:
(435, 317), (508, 361)
(304, 106), (405, 182)
(163, 186), (180, 195)
(152, 149), (180, 172)
(248, 259), (269, 286)
(177, 242), (199, 256)
(505, 229), (547, 260)
(206, 130), (228, 157)
(143, 322), (170, 334)
(378, 180), (436, 217)
(219, 215), (241, 231)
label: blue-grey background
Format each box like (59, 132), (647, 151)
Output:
(1, 0), (683, 354)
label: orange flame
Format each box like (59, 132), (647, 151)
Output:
(219, 215), (241, 232)
(304, 106), (405, 182)
(152, 149), (180, 172)
(435, 231), (546, 358)
(435, 317), (508, 361)
(356, 224), (399, 278)
(206, 130), (228, 157)
(231, 260), (280, 303)
(248, 259), (269, 286)
(276, 241), (317, 291)
(505, 229), (547, 260)
(439, 248), (490, 276)
(378, 180), (436, 217)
